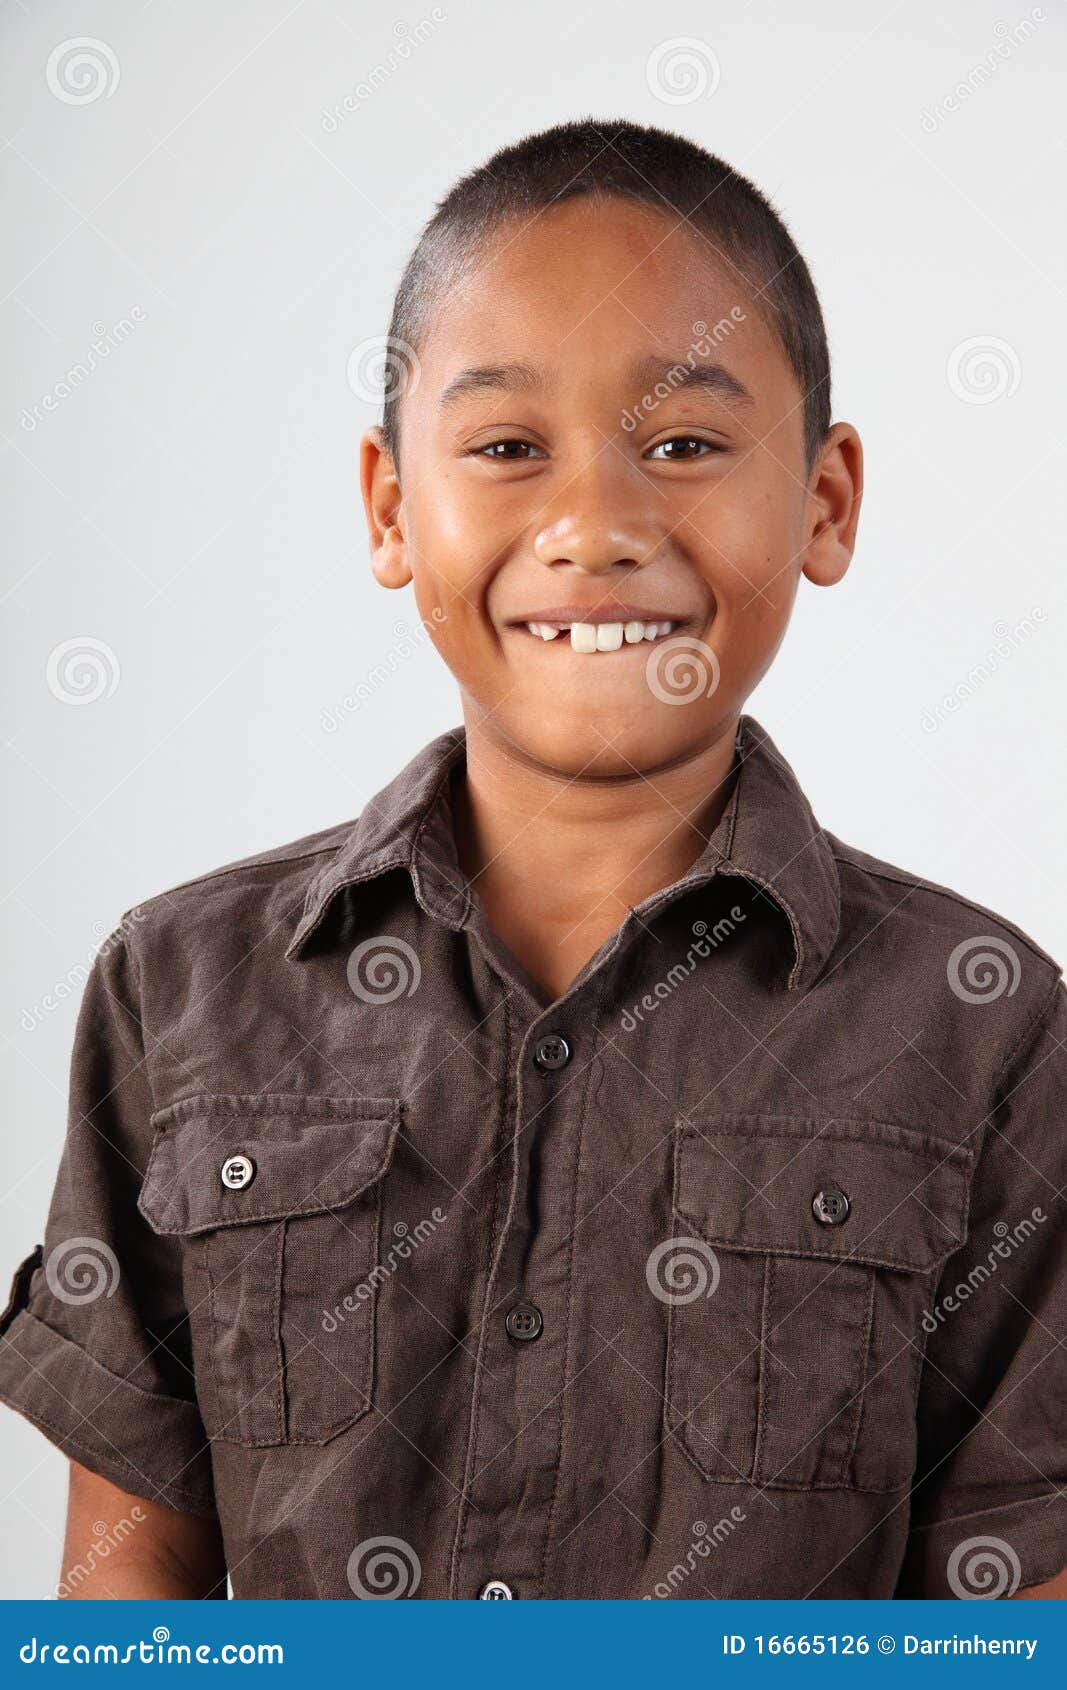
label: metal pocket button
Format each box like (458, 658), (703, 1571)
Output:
(220, 1154), (255, 1191)
(479, 1578), (514, 1599)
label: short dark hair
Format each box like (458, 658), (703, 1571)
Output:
(381, 117), (831, 472)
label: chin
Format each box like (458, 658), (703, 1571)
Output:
(501, 710), (705, 783)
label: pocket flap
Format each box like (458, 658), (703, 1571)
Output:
(138, 1093), (401, 1236)
(675, 1114), (973, 1272)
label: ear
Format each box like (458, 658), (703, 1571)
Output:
(360, 426), (412, 589)
(801, 422), (863, 587)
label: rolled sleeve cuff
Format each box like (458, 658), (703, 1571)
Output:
(900, 1493), (1067, 1597)
(0, 1308), (216, 1517)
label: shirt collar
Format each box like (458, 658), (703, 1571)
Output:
(286, 713), (840, 993)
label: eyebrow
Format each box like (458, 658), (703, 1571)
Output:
(437, 354), (753, 409)
(439, 361), (545, 408)
(630, 355), (753, 406)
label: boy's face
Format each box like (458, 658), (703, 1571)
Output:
(363, 196), (860, 778)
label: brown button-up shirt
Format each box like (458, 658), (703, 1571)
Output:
(2, 714), (1065, 1600)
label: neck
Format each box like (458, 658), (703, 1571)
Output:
(452, 709), (741, 1000)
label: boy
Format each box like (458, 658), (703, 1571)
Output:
(1, 119), (1064, 1601)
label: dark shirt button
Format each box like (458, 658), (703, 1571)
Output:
(533, 1033), (571, 1071)
(812, 1187), (850, 1226)
(479, 1579), (514, 1599)
(505, 1302), (543, 1342)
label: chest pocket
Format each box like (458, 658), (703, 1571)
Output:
(138, 1093), (401, 1447)
(662, 1116), (973, 1493)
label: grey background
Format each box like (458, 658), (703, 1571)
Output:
(2, 0), (1064, 1596)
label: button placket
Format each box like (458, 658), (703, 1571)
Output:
(448, 1012), (590, 1600)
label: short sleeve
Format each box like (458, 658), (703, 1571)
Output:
(898, 973), (1067, 1597)
(0, 924), (215, 1515)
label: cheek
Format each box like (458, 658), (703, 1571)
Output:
(712, 572), (799, 705)
(410, 588), (479, 679)
(406, 575), (506, 704)
(693, 468), (805, 607)
(405, 502), (484, 617)
(407, 489), (515, 635)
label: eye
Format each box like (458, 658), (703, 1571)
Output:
(471, 439), (546, 461)
(645, 435), (721, 462)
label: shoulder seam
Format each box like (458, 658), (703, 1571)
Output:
(994, 970), (1065, 1097)
(830, 850), (1062, 974)
(116, 930), (159, 1117)
(119, 839), (342, 920)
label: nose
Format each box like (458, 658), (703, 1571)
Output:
(532, 453), (662, 576)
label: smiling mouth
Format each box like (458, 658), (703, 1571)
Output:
(522, 618), (681, 652)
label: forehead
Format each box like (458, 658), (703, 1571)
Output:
(414, 196), (788, 398)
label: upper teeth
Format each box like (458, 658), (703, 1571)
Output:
(525, 620), (677, 651)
